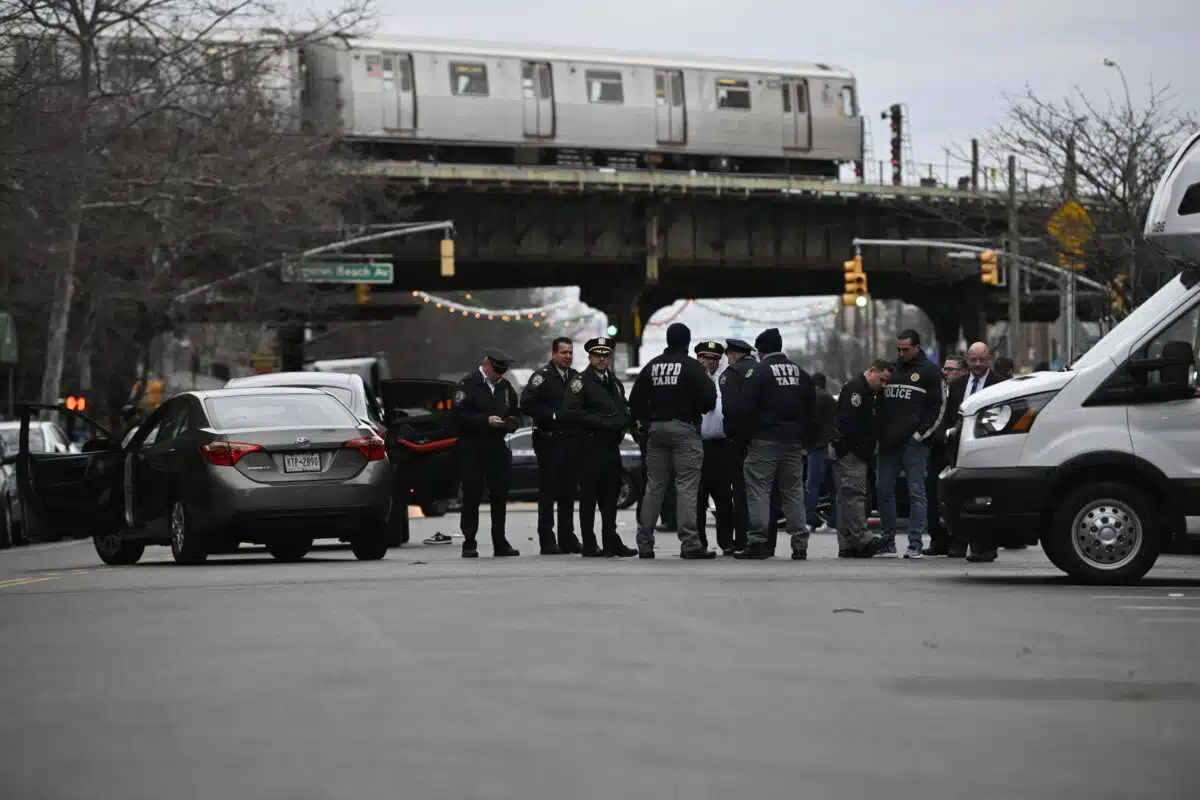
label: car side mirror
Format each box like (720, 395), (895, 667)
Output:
(81, 439), (118, 454)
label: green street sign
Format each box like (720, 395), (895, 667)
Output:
(282, 262), (394, 284)
(0, 312), (17, 364)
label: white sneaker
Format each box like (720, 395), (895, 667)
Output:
(816, 524), (836, 535)
(903, 546), (923, 560)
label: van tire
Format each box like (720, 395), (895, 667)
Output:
(1051, 482), (1159, 585)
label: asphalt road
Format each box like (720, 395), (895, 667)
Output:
(1, 507), (1198, 800)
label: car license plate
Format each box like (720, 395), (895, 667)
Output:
(283, 453), (322, 473)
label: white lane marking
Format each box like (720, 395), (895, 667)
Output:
(1092, 595), (1192, 600)
(1118, 606), (1200, 611)
(1138, 619), (1200, 624)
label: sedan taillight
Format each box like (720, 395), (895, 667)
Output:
(345, 436), (387, 461)
(202, 442), (263, 466)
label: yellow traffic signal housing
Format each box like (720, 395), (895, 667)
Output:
(355, 282), (371, 305)
(842, 256), (868, 306)
(440, 237), (455, 277)
(980, 250), (1000, 285)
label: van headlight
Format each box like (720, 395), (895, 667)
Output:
(974, 391), (1058, 438)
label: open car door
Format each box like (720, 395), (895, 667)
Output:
(13, 403), (124, 543)
(379, 379), (460, 510)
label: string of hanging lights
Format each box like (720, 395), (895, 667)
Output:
(409, 290), (604, 328)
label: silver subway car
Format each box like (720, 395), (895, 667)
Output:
(298, 34), (862, 176)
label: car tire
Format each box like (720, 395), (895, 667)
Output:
(386, 504), (410, 547)
(169, 499), (208, 565)
(94, 530), (145, 566)
(420, 500), (449, 518)
(616, 472), (636, 510)
(0, 503), (10, 549)
(351, 523), (388, 561)
(1050, 481), (1159, 585)
(267, 537), (313, 562)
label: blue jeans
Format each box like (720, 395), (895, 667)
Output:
(877, 442), (929, 550)
(806, 448), (834, 528)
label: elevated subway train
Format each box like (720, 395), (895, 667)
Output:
(298, 35), (864, 176)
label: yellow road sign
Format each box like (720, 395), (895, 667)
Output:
(1047, 200), (1094, 254)
(1056, 251), (1087, 272)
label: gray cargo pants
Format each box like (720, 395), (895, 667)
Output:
(743, 439), (808, 555)
(636, 420), (705, 554)
(834, 451), (874, 551)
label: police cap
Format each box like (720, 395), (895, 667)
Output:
(694, 340), (725, 357)
(726, 338), (754, 354)
(584, 337), (615, 355)
(484, 348), (513, 371)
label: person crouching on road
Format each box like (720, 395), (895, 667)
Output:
(830, 360), (891, 558)
(628, 322), (717, 559)
(560, 337), (638, 558)
(452, 349), (524, 558)
(694, 340), (736, 554)
(875, 329), (946, 560)
(733, 328), (817, 560)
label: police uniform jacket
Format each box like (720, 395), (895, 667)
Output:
(720, 355), (757, 442)
(560, 368), (630, 446)
(628, 347), (716, 427)
(519, 361), (578, 432)
(833, 373), (879, 462)
(452, 369), (522, 443)
(738, 353), (817, 445)
(877, 351), (946, 451)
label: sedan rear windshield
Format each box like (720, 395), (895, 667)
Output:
(204, 395), (359, 430)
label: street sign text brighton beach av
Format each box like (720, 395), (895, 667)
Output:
(282, 262), (394, 284)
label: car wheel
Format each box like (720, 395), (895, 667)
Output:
(267, 537), (313, 562)
(93, 529), (145, 566)
(616, 472), (636, 510)
(169, 499), (208, 565)
(386, 504), (410, 547)
(1051, 482), (1159, 585)
(0, 503), (10, 549)
(420, 500), (448, 518)
(351, 523), (389, 561)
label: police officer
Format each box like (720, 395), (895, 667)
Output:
(719, 338), (758, 554)
(830, 360), (891, 558)
(452, 349), (523, 558)
(560, 337), (638, 558)
(733, 328), (816, 560)
(875, 328), (946, 559)
(628, 322), (716, 559)
(694, 340), (735, 553)
(519, 336), (583, 555)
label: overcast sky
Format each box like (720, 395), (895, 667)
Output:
(368, 0), (1198, 172)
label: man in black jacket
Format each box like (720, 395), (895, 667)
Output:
(719, 338), (762, 554)
(628, 322), (717, 559)
(804, 373), (837, 533)
(923, 353), (967, 556)
(452, 349), (524, 558)
(875, 329), (946, 559)
(733, 328), (816, 560)
(519, 336), (583, 555)
(831, 360), (891, 558)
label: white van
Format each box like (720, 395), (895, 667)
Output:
(941, 131), (1200, 585)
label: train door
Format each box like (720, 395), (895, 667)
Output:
(780, 78), (811, 150)
(378, 51), (415, 132)
(521, 61), (555, 138)
(654, 69), (686, 144)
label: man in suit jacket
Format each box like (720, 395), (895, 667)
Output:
(923, 353), (968, 556)
(945, 342), (1008, 559)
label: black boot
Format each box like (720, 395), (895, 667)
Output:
(462, 539), (479, 558)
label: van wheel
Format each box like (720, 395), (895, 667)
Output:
(94, 530), (145, 565)
(1051, 482), (1159, 585)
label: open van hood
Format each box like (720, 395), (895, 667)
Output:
(960, 370), (1076, 416)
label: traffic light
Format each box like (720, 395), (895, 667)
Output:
(440, 237), (455, 277)
(355, 282), (371, 305)
(887, 104), (903, 186)
(979, 250), (1000, 285)
(1110, 275), (1127, 316)
(65, 394), (87, 412)
(842, 255), (868, 307)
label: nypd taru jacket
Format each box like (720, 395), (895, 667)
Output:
(876, 351), (946, 451)
(737, 352), (817, 445)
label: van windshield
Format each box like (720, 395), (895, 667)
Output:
(1070, 274), (1194, 372)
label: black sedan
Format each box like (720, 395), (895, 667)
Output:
(505, 427), (644, 509)
(12, 388), (393, 566)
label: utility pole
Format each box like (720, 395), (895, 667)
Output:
(1063, 137), (1078, 365)
(1006, 155), (1022, 365)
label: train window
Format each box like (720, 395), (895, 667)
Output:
(840, 85), (856, 117)
(716, 78), (750, 111)
(780, 84), (790, 113)
(796, 82), (808, 113)
(586, 70), (624, 104)
(655, 74), (666, 106)
(450, 62), (489, 96)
